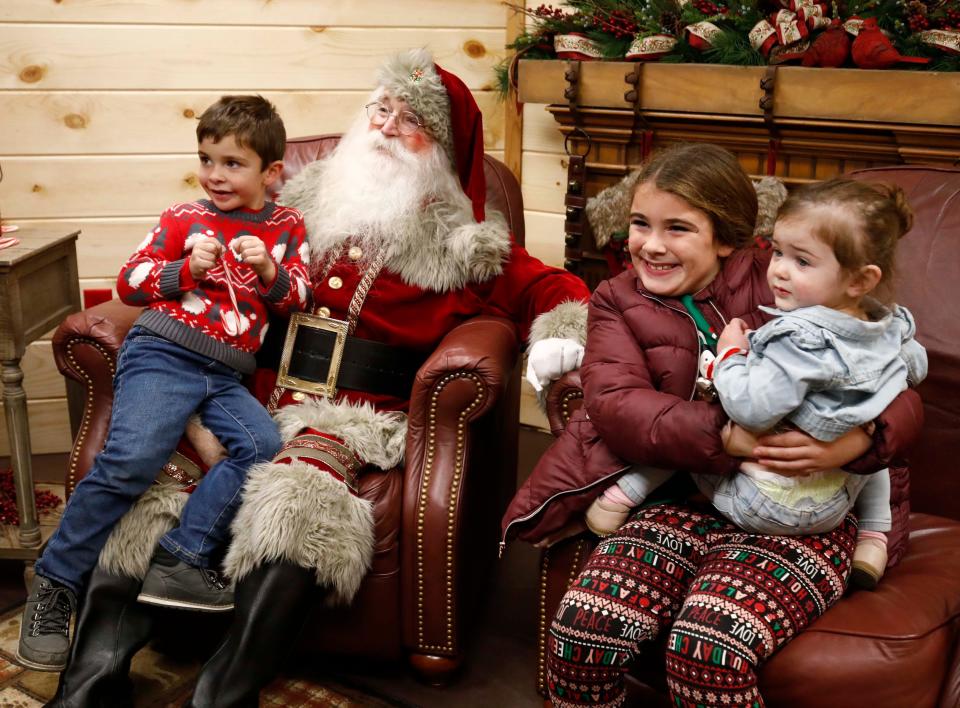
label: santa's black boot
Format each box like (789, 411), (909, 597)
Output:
(186, 560), (317, 708)
(44, 567), (154, 708)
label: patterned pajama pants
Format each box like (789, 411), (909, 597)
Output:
(547, 503), (856, 707)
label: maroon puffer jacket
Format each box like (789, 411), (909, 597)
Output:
(502, 249), (923, 566)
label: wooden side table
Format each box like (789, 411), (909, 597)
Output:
(0, 227), (81, 555)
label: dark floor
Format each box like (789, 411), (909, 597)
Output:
(0, 426), (558, 707)
(319, 539), (546, 707)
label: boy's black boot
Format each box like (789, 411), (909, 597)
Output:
(44, 566), (154, 708)
(17, 574), (77, 672)
(185, 560), (317, 708)
(138, 547), (234, 612)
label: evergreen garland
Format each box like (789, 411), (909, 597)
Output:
(705, 27), (768, 64)
(500, 0), (959, 96)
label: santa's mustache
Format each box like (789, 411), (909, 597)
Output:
(362, 130), (415, 162)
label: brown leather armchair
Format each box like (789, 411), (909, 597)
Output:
(51, 135), (525, 682)
(538, 166), (960, 707)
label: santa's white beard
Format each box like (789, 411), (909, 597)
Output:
(307, 117), (469, 259)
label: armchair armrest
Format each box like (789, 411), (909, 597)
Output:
(52, 299), (143, 495)
(545, 370), (584, 437)
(401, 316), (520, 657)
(536, 533), (597, 696)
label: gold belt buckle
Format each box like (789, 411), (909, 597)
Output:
(276, 312), (349, 399)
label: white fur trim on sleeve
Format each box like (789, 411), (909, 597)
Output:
(528, 300), (589, 347)
(388, 204), (511, 293)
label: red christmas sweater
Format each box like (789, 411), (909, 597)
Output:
(117, 200), (311, 374)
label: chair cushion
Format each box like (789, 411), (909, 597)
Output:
(760, 513), (960, 707)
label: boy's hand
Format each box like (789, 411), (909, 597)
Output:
(232, 236), (277, 284)
(189, 238), (223, 280)
(717, 318), (750, 352)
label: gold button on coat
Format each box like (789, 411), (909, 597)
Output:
(317, 306), (331, 318)
(348, 246), (363, 261)
(291, 391), (306, 401)
(328, 276), (343, 290)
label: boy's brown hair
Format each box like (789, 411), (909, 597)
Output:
(777, 177), (913, 301)
(196, 95), (286, 169)
(634, 143), (759, 251)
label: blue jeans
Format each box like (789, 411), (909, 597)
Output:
(36, 327), (280, 593)
(692, 468), (890, 536)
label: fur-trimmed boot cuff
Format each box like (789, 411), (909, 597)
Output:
(98, 485), (188, 580)
(223, 455), (375, 607)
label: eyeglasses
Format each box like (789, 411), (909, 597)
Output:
(365, 102), (423, 136)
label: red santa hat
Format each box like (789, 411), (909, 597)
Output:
(376, 49), (487, 222)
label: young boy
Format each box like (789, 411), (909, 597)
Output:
(17, 95), (311, 672)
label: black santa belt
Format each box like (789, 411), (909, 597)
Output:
(276, 312), (428, 399)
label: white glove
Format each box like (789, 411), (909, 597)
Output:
(525, 337), (584, 393)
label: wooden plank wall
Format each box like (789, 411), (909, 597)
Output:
(500, 2), (566, 431)
(515, 105), (570, 430)
(507, 0), (568, 276)
(0, 0), (513, 454)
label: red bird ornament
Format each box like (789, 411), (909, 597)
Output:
(852, 17), (931, 69)
(802, 18), (850, 67)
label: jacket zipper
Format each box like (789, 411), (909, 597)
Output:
(499, 296), (730, 558)
(498, 465), (630, 558)
(639, 292), (702, 402)
(639, 293), (730, 399)
(706, 299), (730, 332)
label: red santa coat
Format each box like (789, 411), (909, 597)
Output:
(249, 238), (588, 414)
(224, 156), (591, 603)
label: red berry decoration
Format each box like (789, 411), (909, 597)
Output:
(0, 467), (62, 525)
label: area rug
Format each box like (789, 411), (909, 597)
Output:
(0, 605), (405, 707)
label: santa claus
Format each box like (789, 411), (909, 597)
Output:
(47, 49), (589, 706)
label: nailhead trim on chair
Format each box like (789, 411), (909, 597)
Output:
(561, 390), (583, 429)
(536, 539), (585, 696)
(536, 388), (585, 693)
(64, 339), (115, 497)
(415, 371), (485, 653)
(536, 546), (552, 694)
